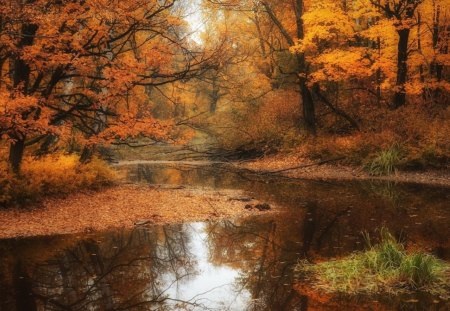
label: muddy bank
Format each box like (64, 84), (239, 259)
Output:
(233, 155), (450, 187)
(0, 185), (276, 239)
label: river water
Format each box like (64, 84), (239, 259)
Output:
(0, 162), (449, 310)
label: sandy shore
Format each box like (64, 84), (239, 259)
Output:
(0, 185), (275, 239)
(234, 155), (450, 187)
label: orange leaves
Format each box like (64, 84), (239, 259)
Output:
(86, 114), (176, 146)
(0, 0), (190, 152)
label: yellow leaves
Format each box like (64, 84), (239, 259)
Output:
(310, 48), (373, 83)
(289, 0), (448, 97)
(360, 19), (397, 43)
(0, 154), (116, 207)
(292, 1), (355, 54)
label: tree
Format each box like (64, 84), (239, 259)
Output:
(369, 0), (424, 108)
(260, 0), (316, 134)
(0, 0), (216, 173)
(205, 0), (317, 134)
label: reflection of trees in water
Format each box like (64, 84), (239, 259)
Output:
(204, 196), (356, 311)
(3, 164), (448, 310)
(206, 216), (309, 311)
(151, 164), (449, 257)
(205, 196), (450, 310)
(1, 225), (200, 311)
(127, 165), (450, 249)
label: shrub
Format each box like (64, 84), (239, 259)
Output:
(0, 155), (116, 207)
(212, 89), (302, 155)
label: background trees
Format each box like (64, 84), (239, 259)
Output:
(197, 0), (448, 166)
(0, 0), (448, 173)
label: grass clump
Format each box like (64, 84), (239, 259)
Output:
(365, 145), (401, 176)
(296, 228), (450, 298)
(0, 155), (116, 207)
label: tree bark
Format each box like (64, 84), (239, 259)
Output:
(300, 79), (316, 134)
(392, 28), (410, 108)
(80, 145), (96, 164)
(9, 137), (26, 174)
(8, 18), (38, 173)
(210, 74), (219, 113)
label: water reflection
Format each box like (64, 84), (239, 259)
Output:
(119, 163), (450, 259)
(1, 225), (198, 310)
(2, 215), (449, 310)
(0, 163), (449, 310)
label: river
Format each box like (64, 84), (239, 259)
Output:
(0, 162), (449, 310)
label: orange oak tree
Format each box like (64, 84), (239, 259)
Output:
(0, 0), (217, 172)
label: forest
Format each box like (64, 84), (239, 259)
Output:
(0, 0), (449, 310)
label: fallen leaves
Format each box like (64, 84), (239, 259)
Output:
(0, 185), (276, 239)
(236, 155), (450, 187)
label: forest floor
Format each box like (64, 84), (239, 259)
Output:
(234, 155), (450, 187)
(0, 184), (276, 239)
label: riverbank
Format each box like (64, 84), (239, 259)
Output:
(233, 155), (450, 187)
(0, 184), (276, 239)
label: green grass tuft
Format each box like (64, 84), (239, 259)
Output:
(399, 253), (446, 288)
(366, 145), (401, 176)
(296, 228), (450, 299)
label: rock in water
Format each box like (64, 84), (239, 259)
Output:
(255, 203), (271, 211)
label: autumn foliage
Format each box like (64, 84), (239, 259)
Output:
(0, 0), (448, 206)
(0, 0), (216, 173)
(0, 154), (116, 207)
(192, 0), (449, 167)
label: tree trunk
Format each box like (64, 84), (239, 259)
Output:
(393, 28), (410, 109)
(8, 19), (38, 173)
(300, 80), (316, 134)
(294, 0), (316, 134)
(80, 145), (95, 164)
(210, 75), (219, 113)
(9, 137), (26, 174)
(13, 261), (37, 311)
(262, 1), (316, 134)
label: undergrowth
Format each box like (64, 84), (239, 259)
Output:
(365, 145), (402, 176)
(295, 228), (450, 299)
(0, 155), (116, 207)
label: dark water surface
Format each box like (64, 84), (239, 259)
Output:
(1, 163), (449, 310)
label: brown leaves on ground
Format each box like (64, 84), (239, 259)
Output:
(0, 185), (275, 239)
(237, 155), (450, 187)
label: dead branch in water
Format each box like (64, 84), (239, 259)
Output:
(262, 157), (346, 175)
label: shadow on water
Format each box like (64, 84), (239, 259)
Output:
(0, 163), (449, 310)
